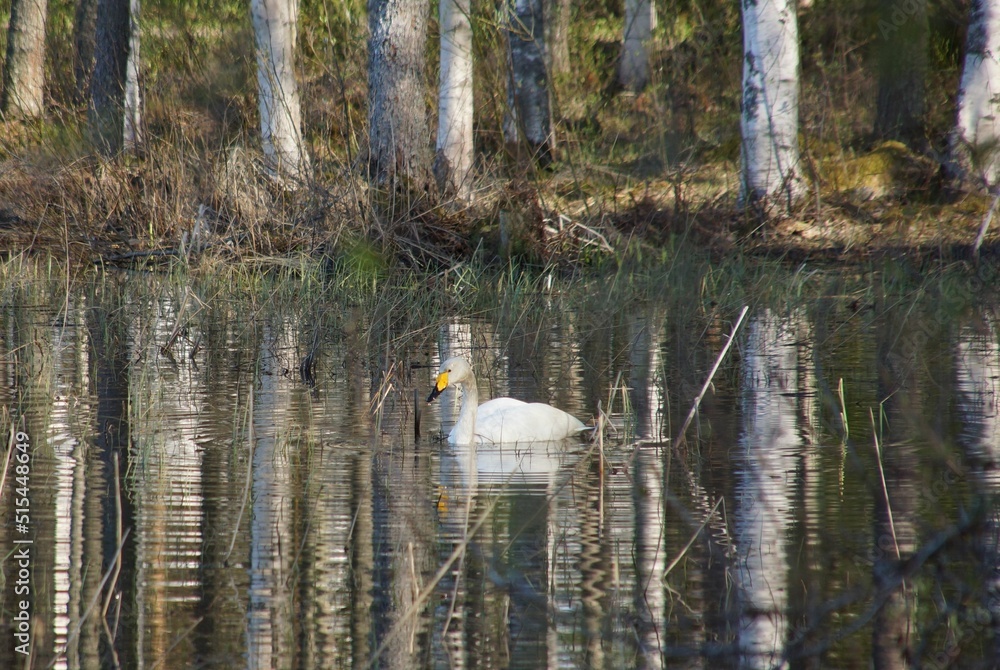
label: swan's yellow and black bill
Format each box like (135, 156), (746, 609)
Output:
(426, 371), (449, 403)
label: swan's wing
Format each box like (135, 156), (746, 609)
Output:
(476, 401), (587, 444)
(477, 397), (527, 420)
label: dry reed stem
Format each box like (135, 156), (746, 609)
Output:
(0, 421), (15, 504)
(57, 528), (132, 666)
(368, 486), (503, 667)
(225, 384), (255, 564)
(674, 305), (749, 450)
(870, 408), (900, 560)
(663, 496), (723, 580)
(100, 452), (125, 668)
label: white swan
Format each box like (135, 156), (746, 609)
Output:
(427, 356), (589, 445)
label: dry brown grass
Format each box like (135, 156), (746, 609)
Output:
(0, 0), (989, 269)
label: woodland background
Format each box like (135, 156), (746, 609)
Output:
(0, 0), (988, 266)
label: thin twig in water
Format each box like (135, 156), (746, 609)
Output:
(870, 407), (899, 559)
(602, 370), (625, 441)
(664, 497), (723, 579)
(837, 377), (849, 440)
(597, 401), (606, 537)
(368, 490), (501, 668)
(99, 453), (125, 668)
(0, 422), (16, 503)
(674, 306), (750, 450)
(162, 287), (207, 356)
(441, 481), (474, 646)
(149, 615), (205, 670)
(367, 438), (606, 668)
(54, 528), (132, 667)
(837, 378), (849, 498)
(226, 386), (255, 564)
(408, 541), (419, 653)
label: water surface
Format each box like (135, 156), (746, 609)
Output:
(0, 265), (996, 669)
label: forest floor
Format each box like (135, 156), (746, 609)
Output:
(0, 117), (994, 271)
(0, 155), (992, 271)
(2, 0), (989, 272)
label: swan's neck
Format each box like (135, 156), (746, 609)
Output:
(450, 377), (480, 445)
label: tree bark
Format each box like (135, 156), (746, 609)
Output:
(951, 0), (1000, 189)
(251, 0), (311, 184)
(505, 0), (553, 167)
(739, 0), (803, 213)
(368, 0), (434, 189)
(617, 0), (654, 93)
(74, 0), (98, 104)
(874, 0), (927, 143)
(2, 0), (49, 119)
(544, 0), (571, 78)
(89, 0), (142, 155)
(435, 0), (474, 199)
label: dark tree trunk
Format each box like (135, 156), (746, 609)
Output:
(367, 0), (434, 189)
(89, 0), (142, 155)
(874, 0), (927, 143)
(505, 0), (553, 167)
(74, 0), (99, 105)
(2, 0), (49, 118)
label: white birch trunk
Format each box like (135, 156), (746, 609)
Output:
(123, 0), (142, 150)
(739, 0), (802, 212)
(435, 0), (474, 199)
(251, 0), (310, 184)
(617, 0), (654, 93)
(505, 0), (553, 166)
(2, 0), (49, 118)
(952, 0), (1000, 189)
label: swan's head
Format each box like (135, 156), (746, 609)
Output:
(426, 356), (474, 403)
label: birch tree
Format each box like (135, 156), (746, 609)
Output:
(739, 0), (802, 212)
(434, 0), (474, 199)
(505, 0), (553, 167)
(2, 0), (49, 119)
(89, 0), (142, 155)
(368, 0), (433, 188)
(951, 0), (1000, 189)
(251, 0), (311, 184)
(618, 0), (655, 93)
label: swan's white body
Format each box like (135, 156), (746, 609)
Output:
(428, 357), (588, 445)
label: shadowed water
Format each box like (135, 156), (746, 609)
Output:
(0, 268), (997, 669)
